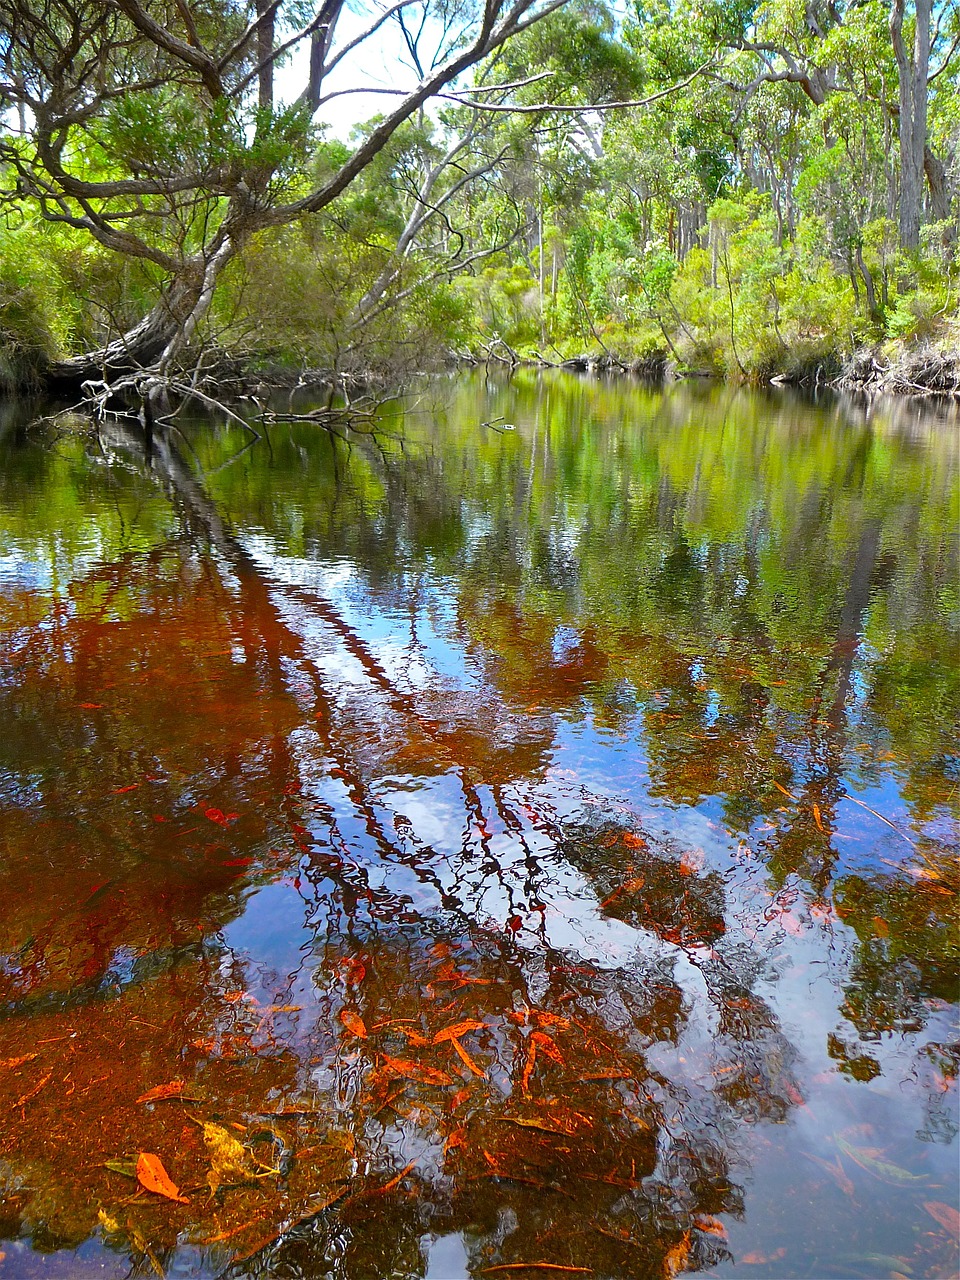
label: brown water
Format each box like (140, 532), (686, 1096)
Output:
(0, 375), (957, 1280)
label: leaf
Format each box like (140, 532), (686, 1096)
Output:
(663, 1229), (692, 1278)
(773, 781), (796, 801)
(521, 1039), (538, 1095)
(924, 1201), (960, 1234)
(103, 1157), (138, 1178)
(573, 1070), (631, 1081)
(433, 1019), (485, 1044)
(136, 1152), (189, 1204)
(201, 1121), (263, 1195)
(480, 1266), (592, 1274)
(530, 1031), (565, 1066)
(97, 1208), (120, 1233)
(836, 1137), (926, 1184)
(16, 1071), (52, 1107)
(1, 1053), (38, 1070)
(497, 1114), (584, 1136)
(622, 832), (647, 849)
(339, 1010), (367, 1039)
(451, 1038), (487, 1078)
(136, 1080), (196, 1104)
(693, 1215), (727, 1240)
(741, 1249), (786, 1264)
(380, 1055), (453, 1087)
(813, 803), (825, 832)
(397, 1027), (431, 1047)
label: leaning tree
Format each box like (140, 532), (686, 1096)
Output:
(0, 0), (572, 387)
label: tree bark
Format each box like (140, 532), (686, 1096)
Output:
(44, 247), (234, 388)
(891, 0), (932, 253)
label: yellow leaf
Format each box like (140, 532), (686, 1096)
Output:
(201, 1121), (259, 1195)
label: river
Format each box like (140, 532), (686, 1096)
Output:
(0, 374), (957, 1279)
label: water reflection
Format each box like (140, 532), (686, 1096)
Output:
(0, 377), (956, 1279)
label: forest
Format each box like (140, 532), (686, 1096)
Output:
(0, 0), (958, 397)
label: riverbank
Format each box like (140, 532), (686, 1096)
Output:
(458, 336), (960, 398)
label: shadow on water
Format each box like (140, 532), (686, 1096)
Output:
(0, 374), (956, 1279)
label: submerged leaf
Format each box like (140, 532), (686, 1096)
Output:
(136, 1080), (197, 1104)
(339, 1010), (367, 1039)
(136, 1152), (189, 1204)
(201, 1120), (260, 1194)
(923, 1201), (960, 1234)
(836, 1137), (926, 1184)
(380, 1054), (453, 1087)
(433, 1019), (485, 1044)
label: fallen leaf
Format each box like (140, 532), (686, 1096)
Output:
(200, 1121), (263, 1194)
(773, 781), (796, 801)
(622, 833), (647, 849)
(136, 1080), (195, 1104)
(380, 1055), (453, 1087)
(451, 1038), (486, 1078)
(663, 1229), (692, 1278)
(480, 1266), (592, 1275)
(1, 1053), (38, 1070)
(339, 1010), (367, 1039)
(16, 1071), (52, 1107)
(433, 1019), (485, 1044)
(572, 1070), (631, 1082)
(97, 1208), (120, 1233)
(923, 1201), (960, 1234)
(136, 1152), (189, 1204)
(693, 1215), (727, 1240)
(397, 1027), (431, 1047)
(103, 1157), (138, 1178)
(813, 803), (825, 832)
(530, 1031), (565, 1066)
(521, 1039), (538, 1094)
(836, 1137), (925, 1184)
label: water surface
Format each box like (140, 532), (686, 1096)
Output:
(0, 376), (957, 1279)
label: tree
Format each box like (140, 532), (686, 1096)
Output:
(0, 0), (569, 386)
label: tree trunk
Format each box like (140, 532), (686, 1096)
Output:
(45, 238), (237, 390)
(924, 145), (956, 249)
(891, 0), (931, 253)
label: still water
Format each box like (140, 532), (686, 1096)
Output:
(0, 374), (957, 1279)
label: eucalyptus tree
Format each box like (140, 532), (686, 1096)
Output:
(0, 0), (572, 385)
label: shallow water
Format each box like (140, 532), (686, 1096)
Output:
(0, 374), (957, 1280)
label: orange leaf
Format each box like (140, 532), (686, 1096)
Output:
(380, 1055), (452, 1087)
(434, 1020), (485, 1044)
(813, 803), (825, 832)
(664, 1229), (692, 1278)
(136, 1152), (189, 1204)
(530, 1032), (564, 1066)
(773, 781), (796, 801)
(398, 1027), (431, 1047)
(622, 833), (647, 849)
(924, 1201), (960, 1234)
(340, 1010), (367, 1039)
(136, 1081), (191, 1104)
(451, 1038), (486, 1078)
(693, 1215), (727, 1240)
(521, 1040), (538, 1095)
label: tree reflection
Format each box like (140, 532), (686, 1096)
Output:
(0, 383), (955, 1279)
